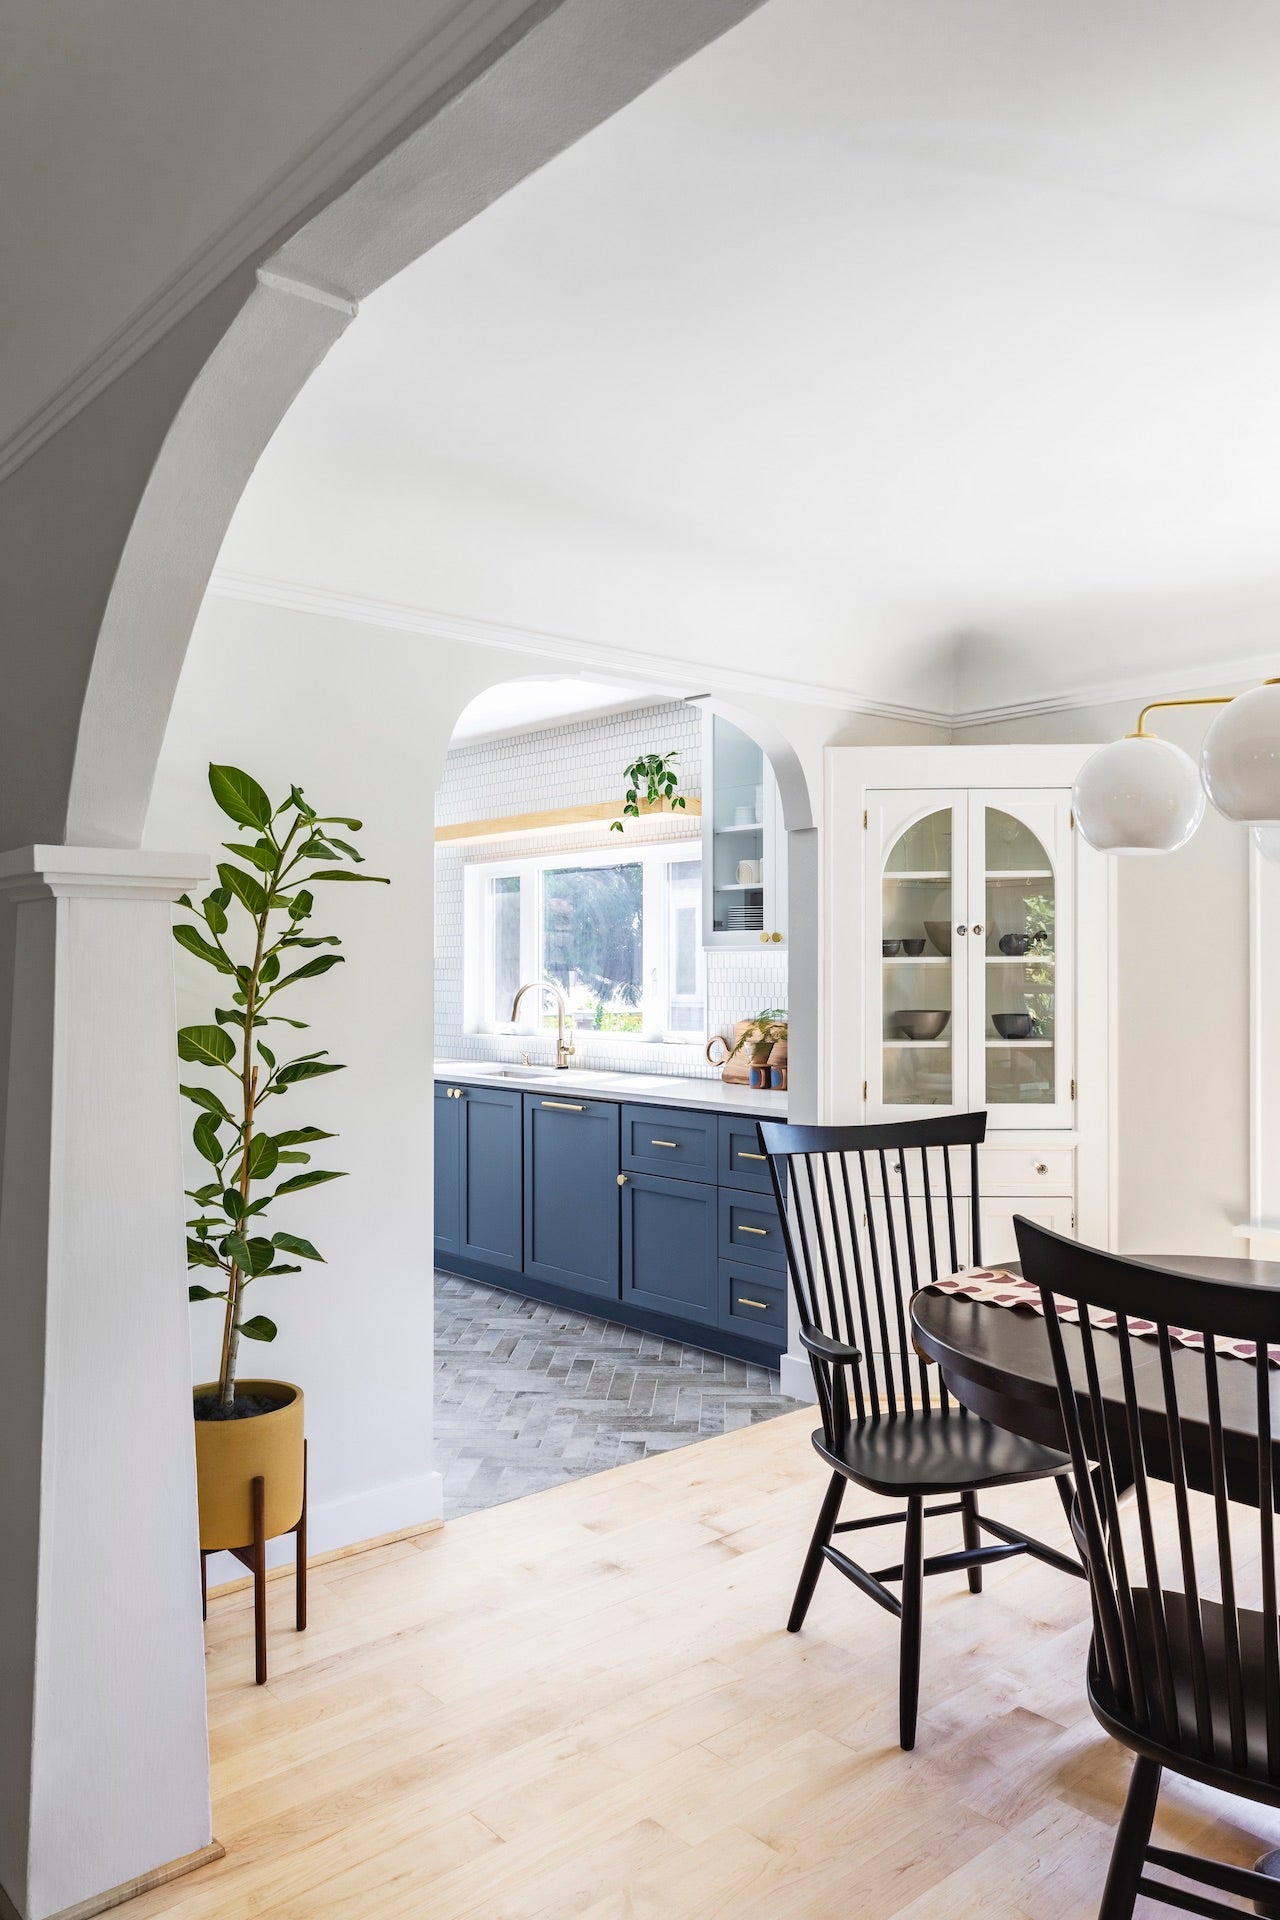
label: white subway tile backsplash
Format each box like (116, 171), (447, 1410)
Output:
(435, 701), (786, 1077)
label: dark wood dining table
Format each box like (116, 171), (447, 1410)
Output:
(910, 1253), (1280, 1503)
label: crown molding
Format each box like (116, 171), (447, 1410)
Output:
(0, 0), (547, 485)
(206, 567), (948, 725)
(950, 645), (1280, 732)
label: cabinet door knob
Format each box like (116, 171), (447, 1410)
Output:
(972, 923), (984, 935)
(617, 1173), (628, 1186)
(956, 925), (968, 937)
(771, 930), (783, 943)
(759, 931), (770, 943)
(1035, 1161), (1049, 1175)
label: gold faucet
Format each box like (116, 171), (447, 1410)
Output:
(511, 980), (576, 1070)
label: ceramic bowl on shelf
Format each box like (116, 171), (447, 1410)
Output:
(991, 1012), (1035, 1039)
(900, 937), (926, 955)
(895, 1010), (950, 1040)
(882, 939), (902, 957)
(998, 933), (1030, 956)
(923, 920), (951, 956)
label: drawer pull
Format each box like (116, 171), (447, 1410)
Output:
(738, 1151), (766, 1161)
(737, 1296), (770, 1311)
(737, 1225), (768, 1236)
(542, 1100), (585, 1112)
(617, 1174), (628, 1186)
(651, 1139), (679, 1148)
(1035, 1162), (1048, 1175)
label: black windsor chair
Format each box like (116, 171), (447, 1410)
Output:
(1017, 1215), (1280, 1920)
(758, 1112), (1083, 1750)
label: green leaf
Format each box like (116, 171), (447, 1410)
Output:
(247, 1132), (278, 1181)
(177, 1024), (236, 1067)
(276, 1151), (310, 1163)
(278, 954), (345, 988)
(288, 785), (316, 820)
(263, 1015), (310, 1026)
(256, 1040), (276, 1069)
(222, 1188), (246, 1220)
(216, 1007), (246, 1027)
(272, 1230), (324, 1262)
(317, 815), (363, 830)
(209, 764), (272, 830)
(173, 923), (234, 974)
(217, 862), (268, 917)
(259, 953), (280, 985)
(188, 1182), (222, 1204)
(308, 870), (390, 884)
(244, 1235), (277, 1275)
(224, 839), (279, 873)
(324, 836), (365, 864)
(180, 1084), (232, 1119)
(265, 1263), (302, 1276)
(224, 1231), (252, 1272)
(188, 1284), (226, 1302)
(192, 1112), (223, 1164)
(280, 936), (340, 949)
(187, 1237), (221, 1267)
(272, 1168), (348, 1196)
(275, 1059), (345, 1087)
(288, 889), (314, 922)
(299, 836), (339, 860)
(274, 1127), (334, 1146)
(239, 1314), (278, 1342)
(202, 893), (228, 935)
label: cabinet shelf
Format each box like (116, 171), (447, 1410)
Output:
(714, 881), (766, 893)
(883, 955), (948, 965)
(883, 1038), (950, 1049)
(986, 1037), (1053, 1048)
(714, 820), (765, 836)
(885, 870), (950, 882)
(985, 954), (1055, 965)
(987, 869), (1052, 881)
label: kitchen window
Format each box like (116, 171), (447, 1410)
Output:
(465, 845), (706, 1043)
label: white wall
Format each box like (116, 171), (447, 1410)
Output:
(956, 688), (1251, 1255)
(436, 698), (788, 1077)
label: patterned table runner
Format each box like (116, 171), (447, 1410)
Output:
(928, 1266), (1280, 1366)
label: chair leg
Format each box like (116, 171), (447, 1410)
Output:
(787, 1470), (846, 1633)
(1097, 1756), (1161, 1920)
(295, 1440), (308, 1633)
(960, 1490), (982, 1594)
(898, 1496), (925, 1751)
(251, 1474), (268, 1687)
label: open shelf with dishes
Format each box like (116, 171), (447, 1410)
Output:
(702, 712), (787, 948)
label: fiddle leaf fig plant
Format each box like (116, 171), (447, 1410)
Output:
(611, 751), (686, 832)
(177, 764), (388, 1412)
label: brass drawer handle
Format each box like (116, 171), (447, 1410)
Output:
(737, 1296), (770, 1310)
(617, 1174), (628, 1186)
(737, 1225), (768, 1236)
(542, 1100), (585, 1112)
(738, 1151), (766, 1161)
(651, 1139), (679, 1148)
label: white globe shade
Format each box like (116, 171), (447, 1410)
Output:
(1072, 736), (1205, 854)
(1201, 682), (1280, 824)
(1252, 825), (1280, 864)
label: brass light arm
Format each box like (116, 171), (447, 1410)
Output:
(1131, 679), (1280, 738)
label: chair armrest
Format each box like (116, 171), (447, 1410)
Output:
(799, 1327), (862, 1367)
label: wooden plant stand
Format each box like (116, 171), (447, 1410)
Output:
(200, 1440), (308, 1685)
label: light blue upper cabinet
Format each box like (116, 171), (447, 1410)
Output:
(701, 710), (787, 950)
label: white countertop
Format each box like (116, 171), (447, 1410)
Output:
(433, 1058), (787, 1119)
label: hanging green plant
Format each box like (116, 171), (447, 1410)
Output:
(611, 751), (686, 832)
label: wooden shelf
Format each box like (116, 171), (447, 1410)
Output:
(436, 797), (701, 845)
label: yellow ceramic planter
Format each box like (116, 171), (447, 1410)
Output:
(193, 1379), (304, 1551)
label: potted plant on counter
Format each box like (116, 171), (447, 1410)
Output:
(176, 764), (386, 1672)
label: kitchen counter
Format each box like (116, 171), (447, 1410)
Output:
(433, 1058), (787, 1119)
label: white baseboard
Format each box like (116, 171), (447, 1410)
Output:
(203, 1468), (444, 1588)
(780, 1352), (815, 1403)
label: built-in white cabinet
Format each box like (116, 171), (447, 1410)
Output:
(827, 746), (1115, 1250)
(702, 711), (787, 949)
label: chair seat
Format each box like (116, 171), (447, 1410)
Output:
(1091, 1588), (1280, 1801)
(815, 1409), (1069, 1498)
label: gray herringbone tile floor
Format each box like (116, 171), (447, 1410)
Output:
(434, 1271), (798, 1517)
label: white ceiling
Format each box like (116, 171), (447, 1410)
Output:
(222, 0), (1280, 717)
(449, 677), (661, 743)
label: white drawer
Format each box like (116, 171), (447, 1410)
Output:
(978, 1145), (1074, 1196)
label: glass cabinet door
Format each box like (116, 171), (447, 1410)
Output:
(973, 794), (1073, 1128)
(873, 799), (967, 1110)
(706, 714), (767, 944)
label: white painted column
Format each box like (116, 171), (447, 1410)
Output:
(0, 848), (212, 1920)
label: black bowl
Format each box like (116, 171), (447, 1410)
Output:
(992, 1012), (1034, 1039)
(882, 939), (902, 957)
(998, 934), (1030, 956)
(895, 1010), (950, 1041)
(900, 937), (926, 956)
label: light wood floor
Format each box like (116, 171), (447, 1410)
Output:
(130, 1409), (1280, 1920)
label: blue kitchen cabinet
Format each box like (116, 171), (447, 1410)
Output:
(460, 1084), (523, 1272)
(621, 1171), (719, 1331)
(523, 1094), (620, 1299)
(434, 1082), (463, 1261)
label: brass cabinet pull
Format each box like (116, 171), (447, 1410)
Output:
(737, 1296), (769, 1310)
(617, 1174), (628, 1186)
(651, 1139), (679, 1148)
(542, 1100), (585, 1111)
(738, 1151), (766, 1161)
(737, 1225), (768, 1236)
(1035, 1161), (1049, 1175)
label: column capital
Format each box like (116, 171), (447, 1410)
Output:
(0, 845), (210, 903)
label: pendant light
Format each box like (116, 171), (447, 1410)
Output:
(1072, 679), (1280, 856)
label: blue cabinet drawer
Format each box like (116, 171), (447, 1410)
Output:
(718, 1116), (777, 1193)
(622, 1173), (718, 1327)
(621, 1104), (718, 1183)
(719, 1188), (786, 1272)
(718, 1264), (787, 1345)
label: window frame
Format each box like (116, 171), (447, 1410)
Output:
(463, 841), (706, 1046)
